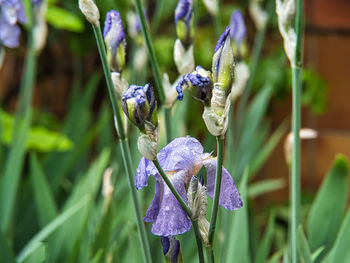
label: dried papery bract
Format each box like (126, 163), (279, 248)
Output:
(284, 128), (318, 164)
(276, 0), (297, 65)
(78, 0), (100, 26)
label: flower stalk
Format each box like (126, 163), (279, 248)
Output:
(133, 0), (172, 143)
(290, 0), (303, 262)
(206, 136), (224, 262)
(152, 159), (205, 263)
(88, 21), (153, 263)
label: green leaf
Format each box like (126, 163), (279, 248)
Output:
(0, 229), (16, 263)
(307, 155), (349, 259)
(1, 110), (73, 152)
(225, 167), (250, 263)
(0, 111), (31, 231)
(325, 208), (350, 263)
(48, 149), (110, 261)
(46, 6), (84, 32)
(255, 211), (276, 263)
(248, 178), (286, 199)
(20, 242), (46, 263)
(30, 153), (58, 226)
(17, 196), (89, 262)
(250, 119), (288, 175)
(297, 225), (313, 263)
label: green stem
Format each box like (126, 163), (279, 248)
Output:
(164, 108), (172, 143)
(152, 159), (204, 263)
(0, 2), (37, 232)
(91, 24), (152, 263)
(291, 0), (304, 262)
(206, 246), (215, 263)
(133, 0), (172, 143)
(207, 137), (224, 255)
(213, 1), (222, 37)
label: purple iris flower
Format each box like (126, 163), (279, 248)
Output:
(135, 136), (242, 236)
(0, 0), (27, 48)
(230, 10), (246, 47)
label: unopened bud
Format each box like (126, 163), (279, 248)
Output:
(79, 0), (100, 26)
(175, 0), (194, 46)
(174, 39), (195, 75)
(103, 10), (126, 72)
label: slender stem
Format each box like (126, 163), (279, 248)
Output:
(164, 108), (172, 143)
(152, 159), (204, 263)
(192, 220), (205, 263)
(206, 246), (215, 263)
(213, 4), (222, 38)
(0, 2), (36, 232)
(91, 24), (152, 263)
(133, 0), (172, 143)
(291, 0), (304, 262)
(208, 137), (224, 248)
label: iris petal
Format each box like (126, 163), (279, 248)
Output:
(204, 158), (242, 210)
(151, 170), (191, 236)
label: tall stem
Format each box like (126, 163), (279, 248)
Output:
(152, 160), (204, 263)
(291, 0), (303, 262)
(207, 136), (225, 261)
(91, 24), (152, 263)
(133, 0), (172, 143)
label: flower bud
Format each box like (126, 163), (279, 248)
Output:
(103, 10), (126, 72)
(230, 61), (250, 102)
(212, 26), (235, 97)
(161, 236), (183, 263)
(230, 10), (246, 57)
(176, 66), (212, 106)
(121, 84), (158, 131)
(174, 38), (195, 75)
(249, 0), (268, 30)
(175, 0), (194, 46)
(111, 72), (128, 99)
(79, 0), (100, 26)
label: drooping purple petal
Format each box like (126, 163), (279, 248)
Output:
(135, 157), (158, 190)
(204, 158), (242, 210)
(151, 170), (191, 236)
(144, 179), (162, 222)
(230, 10), (246, 46)
(0, 18), (20, 48)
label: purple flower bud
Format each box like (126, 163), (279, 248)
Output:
(176, 66), (212, 105)
(230, 10), (246, 47)
(103, 10), (126, 72)
(122, 84), (157, 129)
(0, 0), (27, 48)
(161, 236), (182, 262)
(175, 0), (194, 45)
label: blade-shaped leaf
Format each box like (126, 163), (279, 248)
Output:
(17, 196), (89, 262)
(307, 155), (349, 259)
(325, 208), (350, 263)
(248, 178), (286, 199)
(0, 111), (31, 231)
(255, 210), (276, 263)
(297, 225), (312, 263)
(225, 168), (250, 263)
(30, 153), (58, 226)
(0, 229), (16, 263)
(20, 242), (46, 263)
